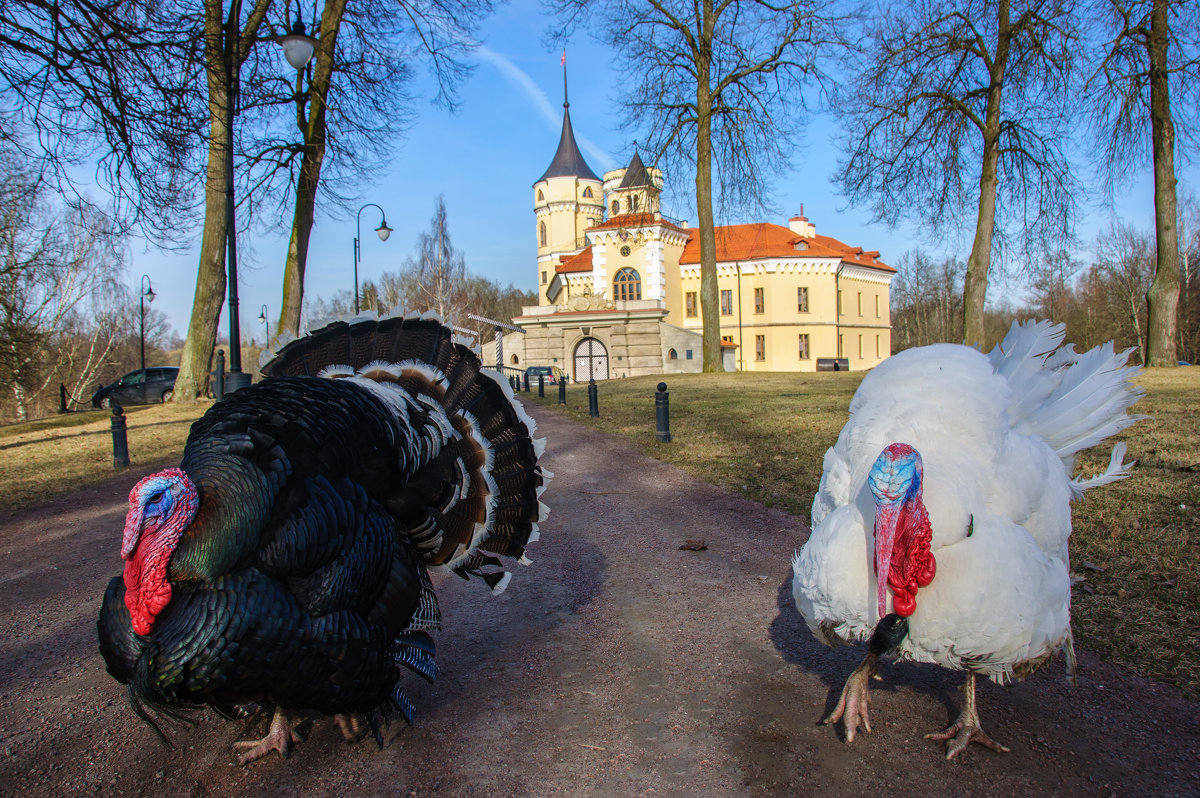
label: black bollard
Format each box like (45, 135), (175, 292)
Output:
(214, 349), (226, 400)
(558, 377), (566, 404)
(111, 403), (130, 468)
(59, 383), (68, 414)
(538, 375), (545, 398)
(523, 373), (530, 392)
(655, 382), (671, 442)
(588, 378), (599, 418)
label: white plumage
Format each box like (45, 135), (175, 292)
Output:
(792, 320), (1143, 756)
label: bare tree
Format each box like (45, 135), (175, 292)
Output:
(272, 0), (491, 338)
(551, 0), (839, 371)
(1086, 0), (1199, 366)
(403, 196), (467, 321)
(0, 0), (203, 233)
(0, 155), (127, 420)
(889, 250), (965, 350)
(1093, 222), (1156, 363)
(835, 0), (1078, 348)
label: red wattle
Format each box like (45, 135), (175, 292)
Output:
(886, 497), (936, 618)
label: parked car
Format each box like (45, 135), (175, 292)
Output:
(525, 365), (566, 385)
(91, 367), (179, 408)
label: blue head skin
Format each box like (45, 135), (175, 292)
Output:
(867, 443), (923, 618)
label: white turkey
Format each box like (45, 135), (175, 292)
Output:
(97, 313), (550, 763)
(791, 320), (1143, 758)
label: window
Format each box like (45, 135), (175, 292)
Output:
(858, 334), (863, 358)
(541, 271), (547, 285)
(839, 333), (844, 356)
(511, 354), (520, 365)
(875, 334), (880, 358)
(798, 334), (810, 360)
(797, 286), (809, 313)
(857, 292), (863, 316)
(838, 290), (843, 316)
(583, 186), (593, 198)
(631, 194), (639, 211)
(720, 289), (733, 315)
(755, 335), (765, 361)
(685, 291), (697, 317)
(875, 294), (880, 318)
(668, 348), (678, 360)
(754, 287), (764, 314)
(685, 349), (693, 360)
(611, 199), (620, 215)
(539, 221), (547, 246)
(613, 267), (641, 300)
(537, 189), (544, 201)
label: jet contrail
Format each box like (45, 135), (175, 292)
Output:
(475, 45), (615, 173)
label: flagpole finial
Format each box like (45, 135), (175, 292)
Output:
(562, 50), (569, 108)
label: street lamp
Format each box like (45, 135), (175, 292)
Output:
(354, 203), (392, 314)
(221, 1), (318, 394)
(257, 304), (270, 347)
(139, 275), (155, 371)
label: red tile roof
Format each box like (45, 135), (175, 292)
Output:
(678, 222), (894, 272)
(556, 246), (593, 273)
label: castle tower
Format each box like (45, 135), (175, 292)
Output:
(533, 69), (604, 305)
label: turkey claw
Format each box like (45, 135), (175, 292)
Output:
(924, 721), (1011, 759)
(234, 708), (303, 764)
(824, 654), (878, 743)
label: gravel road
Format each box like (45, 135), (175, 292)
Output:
(0, 404), (1197, 797)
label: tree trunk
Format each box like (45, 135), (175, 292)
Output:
(695, 0), (721, 372)
(962, 0), (1010, 349)
(1145, 0), (1180, 367)
(174, 4), (231, 401)
(278, 0), (347, 338)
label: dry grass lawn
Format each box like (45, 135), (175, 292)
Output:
(523, 368), (1199, 698)
(0, 402), (211, 511)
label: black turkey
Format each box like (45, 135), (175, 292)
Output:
(97, 314), (550, 763)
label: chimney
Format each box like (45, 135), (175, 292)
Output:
(788, 204), (815, 238)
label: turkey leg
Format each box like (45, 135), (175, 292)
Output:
(233, 707), (303, 764)
(924, 670), (1011, 759)
(823, 613), (908, 743)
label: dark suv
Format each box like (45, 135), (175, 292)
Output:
(91, 367), (179, 408)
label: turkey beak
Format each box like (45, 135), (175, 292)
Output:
(873, 503), (901, 620)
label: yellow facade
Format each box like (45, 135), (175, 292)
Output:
(509, 103), (894, 377)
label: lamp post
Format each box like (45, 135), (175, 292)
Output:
(257, 304), (270, 347)
(222, 2), (317, 394)
(139, 275), (155, 371)
(354, 203), (392, 314)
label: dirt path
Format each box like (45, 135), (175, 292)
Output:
(0, 405), (1197, 797)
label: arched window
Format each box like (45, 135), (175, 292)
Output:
(611, 199), (620, 215)
(539, 221), (547, 246)
(511, 354), (520, 365)
(583, 186), (593, 198)
(537, 189), (544, 201)
(631, 194), (639, 211)
(668, 348), (678, 360)
(613, 267), (641, 301)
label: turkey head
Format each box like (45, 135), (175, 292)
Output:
(867, 443), (936, 619)
(121, 468), (199, 635)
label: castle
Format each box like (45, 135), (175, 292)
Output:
(500, 86), (896, 380)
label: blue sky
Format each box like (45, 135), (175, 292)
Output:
(129, 0), (1180, 340)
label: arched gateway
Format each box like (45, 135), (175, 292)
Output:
(574, 337), (609, 381)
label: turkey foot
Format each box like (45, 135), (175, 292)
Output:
(823, 652), (879, 742)
(924, 671), (1011, 759)
(334, 713), (365, 741)
(234, 707), (303, 764)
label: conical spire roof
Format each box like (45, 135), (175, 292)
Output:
(618, 151), (651, 188)
(535, 67), (599, 184)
